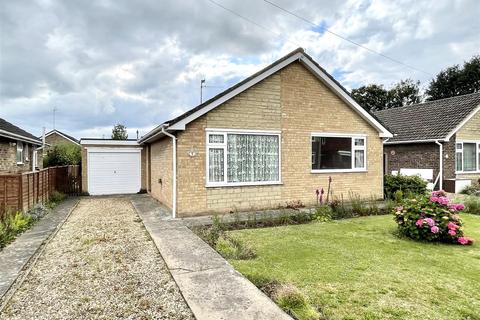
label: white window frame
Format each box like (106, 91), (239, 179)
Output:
(205, 129), (282, 187)
(16, 141), (24, 164)
(455, 140), (480, 174)
(24, 143), (29, 161)
(311, 132), (367, 173)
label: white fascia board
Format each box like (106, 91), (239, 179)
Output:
(0, 129), (42, 145)
(86, 147), (142, 152)
(298, 56), (393, 138)
(168, 52), (304, 131)
(80, 139), (140, 146)
(445, 103), (480, 140)
(384, 139), (448, 145)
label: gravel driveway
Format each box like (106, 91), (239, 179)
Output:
(1, 198), (194, 320)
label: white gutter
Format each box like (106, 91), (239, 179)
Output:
(161, 127), (177, 219)
(435, 140), (443, 190)
(384, 138), (449, 145)
(0, 129), (42, 145)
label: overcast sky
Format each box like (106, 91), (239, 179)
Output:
(1, 0), (479, 139)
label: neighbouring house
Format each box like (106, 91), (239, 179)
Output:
(0, 118), (43, 173)
(375, 92), (480, 193)
(80, 48), (392, 217)
(43, 129), (80, 149)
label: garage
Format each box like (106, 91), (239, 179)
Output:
(80, 139), (144, 195)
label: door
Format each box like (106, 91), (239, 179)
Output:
(88, 149), (141, 195)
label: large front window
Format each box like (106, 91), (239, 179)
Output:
(207, 130), (280, 186)
(456, 141), (480, 172)
(311, 134), (366, 172)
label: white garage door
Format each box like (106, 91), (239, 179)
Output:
(88, 149), (141, 195)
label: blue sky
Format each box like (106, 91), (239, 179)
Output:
(1, 0), (478, 139)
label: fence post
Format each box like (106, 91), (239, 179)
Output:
(18, 175), (23, 211)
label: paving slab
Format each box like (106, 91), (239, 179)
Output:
(0, 198), (79, 299)
(131, 194), (292, 320)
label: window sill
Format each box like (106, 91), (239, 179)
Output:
(206, 181), (283, 188)
(456, 171), (480, 174)
(17, 162), (24, 165)
(311, 169), (367, 173)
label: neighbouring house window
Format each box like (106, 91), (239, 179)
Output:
(16, 141), (24, 164)
(207, 131), (280, 186)
(311, 135), (366, 171)
(456, 141), (480, 172)
(25, 144), (29, 161)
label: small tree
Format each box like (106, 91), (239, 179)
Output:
(111, 124), (128, 140)
(43, 143), (81, 168)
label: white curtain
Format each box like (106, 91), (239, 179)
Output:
(209, 148), (224, 182)
(354, 150), (364, 168)
(227, 134), (279, 183)
(463, 143), (476, 171)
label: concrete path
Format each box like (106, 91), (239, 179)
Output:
(0, 198), (79, 299)
(131, 195), (292, 320)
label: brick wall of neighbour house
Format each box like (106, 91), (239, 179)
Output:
(149, 138), (173, 208)
(166, 62), (385, 217)
(81, 144), (146, 194)
(383, 143), (440, 179)
(455, 110), (480, 180)
(0, 138), (36, 174)
(45, 132), (77, 148)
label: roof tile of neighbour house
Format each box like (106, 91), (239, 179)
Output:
(140, 47), (392, 142)
(374, 92), (480, 143)
(0, 118), (42, 145)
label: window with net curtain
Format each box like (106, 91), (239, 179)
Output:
(207, 132), (280, 184)
(456, 142), (479, 172)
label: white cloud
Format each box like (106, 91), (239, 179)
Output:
(1, 0), (478, 139)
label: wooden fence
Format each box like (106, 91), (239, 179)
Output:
(0, 165), (81, 215)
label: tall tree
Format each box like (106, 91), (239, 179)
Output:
(111, 124), (128, 140)
(351, 84), (389, 112)
(351, 79), (420, 111)
(387, 79), (421, 108)
(426, 55), (480, 101)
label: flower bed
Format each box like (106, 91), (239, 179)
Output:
(394, 190), (474, 245)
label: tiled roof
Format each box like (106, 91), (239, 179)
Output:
(0, 118), (42, 144)
(374, 92), (480, 143)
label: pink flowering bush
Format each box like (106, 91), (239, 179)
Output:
(394, 191), (474, 245)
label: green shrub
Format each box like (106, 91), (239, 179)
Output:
(461, 179), (480, 197)
(43, 143), (81, 168)
(49, 191), (66, 204)
(464, 196), (480, 214)
(0, 211), (33, 249)
(215, 235), (256, 260)
(384, 174), (428, 200)
(393, 191), (473, 245)
(313, 205), (332, 222)
(274, 284), (319, 320)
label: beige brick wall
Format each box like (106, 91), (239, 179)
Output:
(149, 138), (173, 208)
(0, 138), (36, 173)
(81, 144), (146, 194)
(45, 133), (77, 147)
(168, 62), (384, 217)
(456, 109), (480, 140)
(455, 110), (480, 180)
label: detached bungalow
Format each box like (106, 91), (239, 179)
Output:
(375, 93), (480, 193)
(80, 48), (392, 217)
(139, 48), (392, 217)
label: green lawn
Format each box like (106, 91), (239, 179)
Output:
(226, 214), (480, 320)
